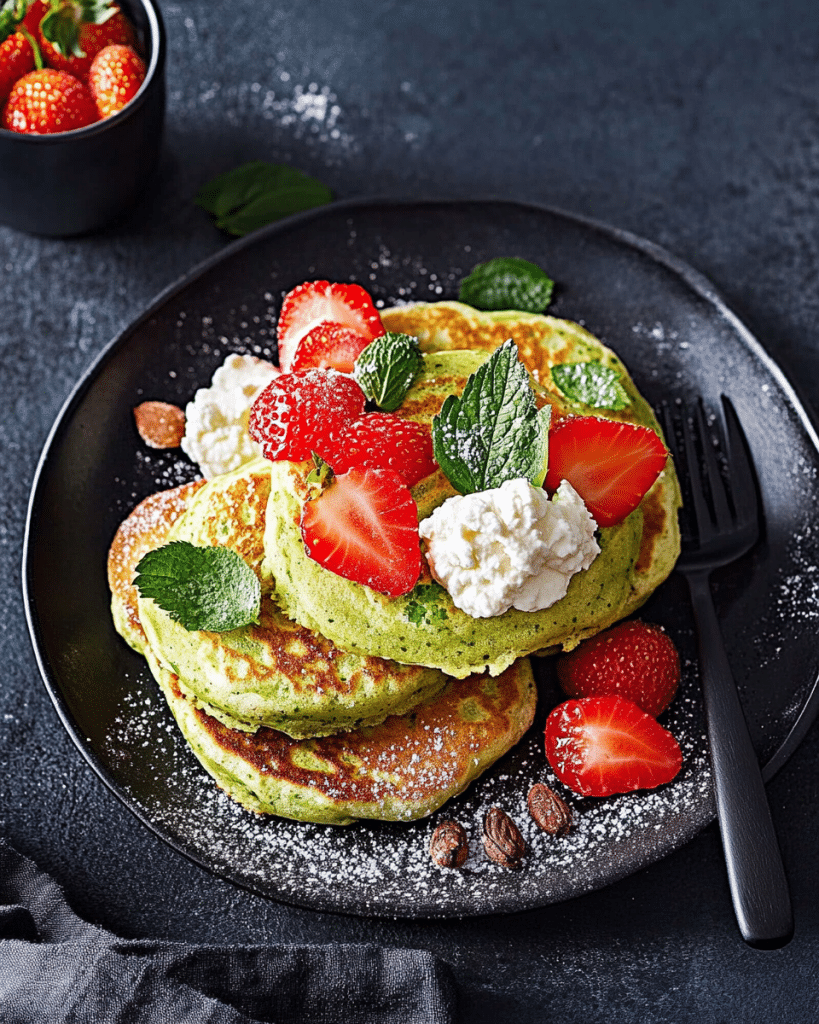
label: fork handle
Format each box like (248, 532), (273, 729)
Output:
(687, 571), (793, 948)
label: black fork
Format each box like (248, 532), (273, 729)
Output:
(659, 395), (793, 949)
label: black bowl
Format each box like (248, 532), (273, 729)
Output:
(0, 0), (166, 237)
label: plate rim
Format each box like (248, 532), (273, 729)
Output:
(22, 196), (819, 915)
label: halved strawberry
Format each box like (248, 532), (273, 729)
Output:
(290, 321), (373, 374)
(321, 413), (437, 488)
(301, 465), (422, 597)
(544, 695), (682, 797)
(556, 620), (680, 717)
(544, 416), (668, 527)
(277, 281), (385, 371)
(248, 369), (365, 462)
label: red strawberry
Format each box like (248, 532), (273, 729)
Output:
(38, 3), (136, 81)
(556, 620), (680, 717)
(0, 32), (35, 103)
(544, 415), (668, 527)
(248, 369), (366, 462)
(290, 321), (373, 374)
(301, 465), (422, 597)
(88, 42), (144, 118)
(2, 67), (97, 133)
(321, 413), (437, 488)
(544, 695), (682, 797)
(277, 281), (386, 371)
(21, 0), (50, 35)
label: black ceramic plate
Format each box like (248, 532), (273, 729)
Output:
(24, 200), (819, 917)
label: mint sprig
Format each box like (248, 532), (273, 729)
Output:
(551, 361), (631, 410)
(134, 541), (261, 633)
(195, 161), (331, 237)
(432, 339), (551, 494)
(458, 257), (554, 313)
(354, 332), (423, 411)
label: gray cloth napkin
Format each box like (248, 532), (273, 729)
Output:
(0, 841), (456, 1024)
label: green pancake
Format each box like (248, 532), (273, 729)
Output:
(263, 304), (681, 679)
(144, 648), (536, 825)
(136, 461), (449, 738)
(108, 477), (537, 824)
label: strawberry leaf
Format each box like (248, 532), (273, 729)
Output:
(432, 338), (551, 494)
(195, 161), (331, 236)
(458, 257), (554, 313)
(134, 540), (261, 632)
(0, 0), (26, 43)
(40, 0), (117, 57)
(354, 332), (423, 411)
(551, 361), (630, 410)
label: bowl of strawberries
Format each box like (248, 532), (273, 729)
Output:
(0, 0), (165, 236)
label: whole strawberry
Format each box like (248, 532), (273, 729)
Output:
(556, 619), (680, 717)
(3, 67), (97, 133)
(38, 1), (136, 81)
(321, 413), (437, 488)
(88, 42), (144, 118)
(248, 369), (366, 463)
(0, 30), (35, 103)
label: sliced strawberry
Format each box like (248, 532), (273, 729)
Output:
(290, 321), (373, 374)
(301, 465), (422, 597)
(545, 416), (668, 527)
(557, 620), (680, 717)
(321, 413), (437, 488)
(277, 281), (386, 371)
(248, 369), (365, 462)
(544, 695), (682, 797)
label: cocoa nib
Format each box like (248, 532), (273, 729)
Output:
(133, 401), (186, 449)
(429, 820), (468, 868)
(527, 783), (573, 836)
(482, 807), (525, 869)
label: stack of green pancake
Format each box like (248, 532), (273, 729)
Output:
(108, 302), (680, 825)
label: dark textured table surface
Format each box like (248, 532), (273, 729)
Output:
(3, 0), (819, 1019)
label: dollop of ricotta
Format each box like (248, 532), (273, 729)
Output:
(181, 354), (279, 479)
(418, 478), (600, 618)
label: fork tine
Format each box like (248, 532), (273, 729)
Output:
(721, 395), (759, 532)
(693, 399), (734, 532)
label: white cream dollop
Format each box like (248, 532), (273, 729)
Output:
(180, 353), (279, 479)
(418, 478), (600, 618)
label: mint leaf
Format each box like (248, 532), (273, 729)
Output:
(458, 257), (554, 313)
(195, 161), (331, 237)
(551, 361), (630, 410)
(432, 339), (551, 494)
(354, 332), (423, 411)
(306, 452), (333, 488)
(134, 541), (261, 633)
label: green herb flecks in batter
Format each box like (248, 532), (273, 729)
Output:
(432, 338), (551, 494)
(405, 583), (449, 626)
(354, 332), (424, 411)
(134, 540), (261, 632)
(551, 361), (631, 410)
(458, 257), (554, 313)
